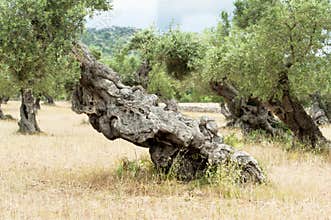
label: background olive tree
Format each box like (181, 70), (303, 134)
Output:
(205, 0), (331, 148)
(0, 0), (111, 133)
(109, 28), (220, 102)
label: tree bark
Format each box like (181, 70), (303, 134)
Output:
(71, 44), (265, 183)
(0, 98), (14, 120)
(35, 96), (41, 110)
(0, 96), (9, 104)
(309, 93), (331, 125)
(18, 89), (41, 134)
(44, 94), (55, 105)
(211, 80), (281, 136)
(267, 74), (329, 149)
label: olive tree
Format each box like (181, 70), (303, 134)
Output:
(116, 28), (207, 100)
(0, 0), (111, 133)
(206, 0), (331, 148)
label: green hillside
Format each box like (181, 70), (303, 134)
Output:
(81, 26), (139, 56)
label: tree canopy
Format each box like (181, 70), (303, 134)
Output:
(206, 0), (331, 101)
(0, 0), (111, 133)
(0, 0), (111, 90)
(233, 0), (276, 29)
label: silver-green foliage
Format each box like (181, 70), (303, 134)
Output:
(0, 0), (111, 91)
(205, 0), (331, 101)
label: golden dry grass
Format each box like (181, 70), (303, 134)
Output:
(0, 102), (330, 219)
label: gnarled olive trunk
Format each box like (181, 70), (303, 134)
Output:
(267, 73), (329, 149)
(268, 92), (327, 148)
(0, 96), (9, 104)
(71, 44), (265, 183)
(44, 94), (55, 105)
(211, 80), (281, 136)
(0, 97), (14, 120)
(35, 95), (41, 110)
(309, 93), (331, 125)
(18, 89), (41, 134)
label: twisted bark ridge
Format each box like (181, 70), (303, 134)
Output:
(18, 89), (41, 134)
(72, 44), (265, 183)
(44, 94), (56, 105)
(211, 80), (282, 136)
(268, 92), (328, 148)
(309, 93), (331, 125)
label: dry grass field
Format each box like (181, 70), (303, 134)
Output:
(0, 101), (330, 219)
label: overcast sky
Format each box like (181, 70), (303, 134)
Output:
(87, 0), (235, 32)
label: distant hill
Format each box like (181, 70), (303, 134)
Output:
(81, 26), (139, 56)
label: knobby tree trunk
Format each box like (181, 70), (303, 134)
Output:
(268, 93), (328, 149)
(18, 89), (41, 134)
(71, 44), (265, 183)
(44, 94), (55, 105)
(309, 93), (331, 125)
(211, 80), (281, 136)
(35, 95), (41, 110)
(0, 97), (14, 120)
(267, 73), (329, 149)
(0, 96), (9, 104)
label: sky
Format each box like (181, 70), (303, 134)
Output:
(87, 0), (235, 32)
